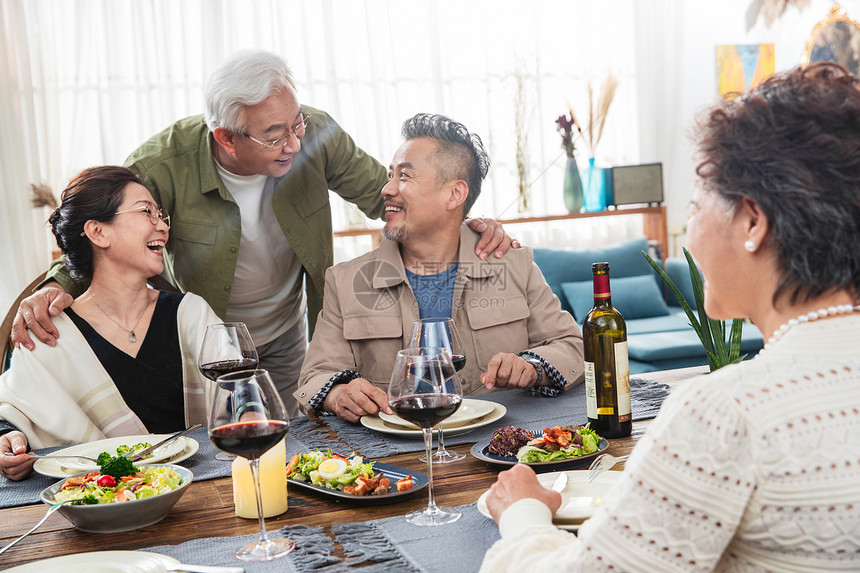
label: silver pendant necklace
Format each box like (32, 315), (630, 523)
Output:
(89, 292), (148, 343)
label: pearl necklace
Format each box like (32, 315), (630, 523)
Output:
(763, 304), (860, 350)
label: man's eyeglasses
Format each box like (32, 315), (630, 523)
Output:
(242, 111), (310, 151)
(115, 204), (171, 228)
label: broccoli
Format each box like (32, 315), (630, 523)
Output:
(99, 454), (137, 479)
(70, 494), (99, 506)
(116, 442), (151, 458)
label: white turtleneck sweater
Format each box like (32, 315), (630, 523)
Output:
(481, 314), (860, 572)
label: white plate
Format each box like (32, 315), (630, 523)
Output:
(476, 469), (623, 531)
(5, 550), (180, 572)
(361, 402), (507, 438)
(378, 398), (497, 429)
(34, 437), (199, 479)
(43, 434), (189, 472)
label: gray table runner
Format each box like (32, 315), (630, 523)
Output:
(291, 377), (671, 459)
(333, 503), (499, 573)
(142, 524), (344, 573)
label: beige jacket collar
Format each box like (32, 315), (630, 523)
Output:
(371, 224), (492, 289)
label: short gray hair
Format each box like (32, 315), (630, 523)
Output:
(204, 50), (296, 133)
(401, 113), (490, 218)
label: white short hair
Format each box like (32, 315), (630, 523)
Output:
(204, 50), (297, 133)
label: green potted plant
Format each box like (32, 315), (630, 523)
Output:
(642, 248), (745, 371)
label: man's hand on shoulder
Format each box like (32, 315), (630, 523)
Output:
(11, 281), (73, 351)
(466, 217), (521, 260)
(324, 378), (392, 423)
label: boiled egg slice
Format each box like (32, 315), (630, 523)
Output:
(318, 458), (348, 480)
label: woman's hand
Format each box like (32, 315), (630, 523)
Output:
(486, 463), (561, 523)
(0, 431), (35, 481)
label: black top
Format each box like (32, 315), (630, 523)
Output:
(65, 291), (187, 433)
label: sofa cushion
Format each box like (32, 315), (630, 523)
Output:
(626, 311), (691, 335)
(561, 275), (672, 322)
(532, 236), (656, 314)
(662, 257), (699, 310)
(626, 321), (764, 362)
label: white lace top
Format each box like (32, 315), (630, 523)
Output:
(480, 315), (860, 572)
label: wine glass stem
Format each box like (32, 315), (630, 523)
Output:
(437, 423), (447, 453)
(422, 427), (439, 513)
(249, 458), (271, 546)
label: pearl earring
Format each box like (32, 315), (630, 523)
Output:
(744, 240), (756, 252)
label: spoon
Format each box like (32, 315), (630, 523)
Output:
(3, 452), (99, 464)
(0, 499), (77, 555)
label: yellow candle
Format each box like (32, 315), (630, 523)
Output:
(231, 437), (289, 519)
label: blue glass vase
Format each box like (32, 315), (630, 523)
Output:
(562, 157), (584, 213)
(583, 157), (607, 212)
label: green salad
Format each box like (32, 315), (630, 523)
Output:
(287, 449), (375, 490)
(515, 424), (601, 463)
(53, 466), (183, 505)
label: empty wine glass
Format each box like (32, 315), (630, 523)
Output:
(409, 318), (467, 463)
(198, 322), (259, 461)
(208, 369), (295, 561)
(388, 347), (463, 526)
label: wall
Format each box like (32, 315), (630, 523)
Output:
(660, 0), (853, 255)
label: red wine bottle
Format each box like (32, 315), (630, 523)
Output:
(583, 262), (631, 438)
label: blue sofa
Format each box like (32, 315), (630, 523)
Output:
(533, 236), (764, 374)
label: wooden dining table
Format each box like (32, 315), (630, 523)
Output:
(0, 366), (702, 570)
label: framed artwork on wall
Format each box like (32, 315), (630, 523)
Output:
(716, 44), (775, 98)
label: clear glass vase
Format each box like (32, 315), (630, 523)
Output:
(563, 157), (584, 213)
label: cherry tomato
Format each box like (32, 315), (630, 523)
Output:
(96, 474), (117, 487)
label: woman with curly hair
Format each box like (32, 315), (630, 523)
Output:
(481, 62), (860, 572)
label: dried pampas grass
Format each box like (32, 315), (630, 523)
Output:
(593, 72), (618, 153)
(566, 71), (619, 158)
(30, 183), (58, 209)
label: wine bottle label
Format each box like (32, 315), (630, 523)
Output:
(584, 361), (597, 418)
(615, 341), (632, 422)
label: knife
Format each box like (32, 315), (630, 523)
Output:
(550, 472), (568, 493)
(127, 424), (203, 462)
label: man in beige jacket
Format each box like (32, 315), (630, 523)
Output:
(295, 114), (583, 422)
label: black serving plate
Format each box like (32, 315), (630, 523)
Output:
(288, 461), (428, 504)
(470, 437), (609, 473)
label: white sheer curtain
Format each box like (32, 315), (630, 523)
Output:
(1, 0), (652, 312)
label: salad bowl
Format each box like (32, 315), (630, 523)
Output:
(39, 464), (193, 533)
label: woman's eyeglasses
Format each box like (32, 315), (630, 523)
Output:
(115, 204), (171, 228)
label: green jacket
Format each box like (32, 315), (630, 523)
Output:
(46, 107), (388, 334)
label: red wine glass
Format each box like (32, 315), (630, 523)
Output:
(198, 322), (259, 461)
(409, 318), (467, 463)
(208, 369), (295, 561)
(388, 347), (463, 526)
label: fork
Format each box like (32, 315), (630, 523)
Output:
(587, 453), (629, 483)
(0, 499), (77, 555)
(4, 452), (99, 464)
